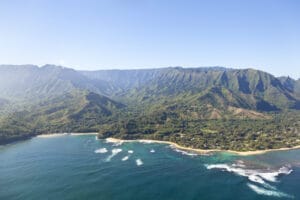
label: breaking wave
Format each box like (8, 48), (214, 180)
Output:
(150, 149), (155, 153)
(136, 159), (143, 166)
(112, 142), (123, 147)
(105, 139), (123, 146)
(205, 163), (292, 184)
(94, 148), (108, 154)
(172, 147), (197, 156)
(122, 156), (129, 161)
(247, 183), (293, 198)
(128, 150), (134, 154)
(205, 162), (293, 197)
(105, 148), (122, 162)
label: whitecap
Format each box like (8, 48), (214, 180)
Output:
(122, 156), (129, 161)
(247, 183), (293, 198)
(105, 148), (122, 162)
(128, 150), (134, 154)
(94, 148), (108, 154)
(150, 149), (155, 153)
(136, 159), (143, 166)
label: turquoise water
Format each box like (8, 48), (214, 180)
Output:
(1, 135), (300, 200)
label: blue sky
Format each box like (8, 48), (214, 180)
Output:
(0, 0), (299, 78)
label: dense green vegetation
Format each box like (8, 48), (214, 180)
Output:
(0, 90), (124, 144)
(98, 111), (300, 151)
(1, 65), (300, 151)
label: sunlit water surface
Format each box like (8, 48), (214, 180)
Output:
(1, 135), (300, 200)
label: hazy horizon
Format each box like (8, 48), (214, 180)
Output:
(0, 63), (299, 79)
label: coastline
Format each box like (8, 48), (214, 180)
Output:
(70, 133), (98, 136)
(37, 132), (98, 138)
(36, 133), (68, 138)
(105, 137), (300, 156)
(34, 133), (300, 156)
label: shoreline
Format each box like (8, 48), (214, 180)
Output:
(34, 133), (300, 156)
(105, 137), (300, 156)
(70, 133), (98, 136)
(36, 133), (68, 138)
(37, 132), (98, 138)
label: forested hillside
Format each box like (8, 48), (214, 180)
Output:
(1, 65), (300, 150)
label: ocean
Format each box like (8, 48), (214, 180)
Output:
(1, 134), (300, 200)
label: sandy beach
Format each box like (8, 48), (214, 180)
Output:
(105, 137), (300, 156)
(36, 133), (68, 138)
(37, 132), (98, 138)
(70, 133), (98, 136)
(36, 134), (300, 156)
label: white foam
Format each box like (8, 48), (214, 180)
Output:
(105, 138), (123, 146)
(150, 149), (155, 153)
(257, 166), (293, 182)
(247, 183), (293, 198)
(70, 133), (98, 136)
(94, 148), (108, 154)
(232, 160), (246, 168)
(122, 156), (129, 161)
(205, 163), (293, 197)
(172, 147), (197, 156)
(112, 142), (123, 146)
(128, 150), (134, 154)
(248, 174), (265, 185)
(205, 164), (292, 184)
(37, 133), (67, 138)
(136, 159), (143, 166)
(139, 140), (154, 144)
(105, 148), (122, 162)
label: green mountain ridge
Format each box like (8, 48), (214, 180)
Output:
(1, 65), (300, 150)
(121, 68), (299, 112)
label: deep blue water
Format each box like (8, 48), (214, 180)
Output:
(1, 135), (300, 200)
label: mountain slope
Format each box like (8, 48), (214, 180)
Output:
(123, 68), (300, 113)
(0, 90), (124, 144)
(0, 65), (102, 101)
(279, 76), (300, 99)
(1, 65), (300, 150)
